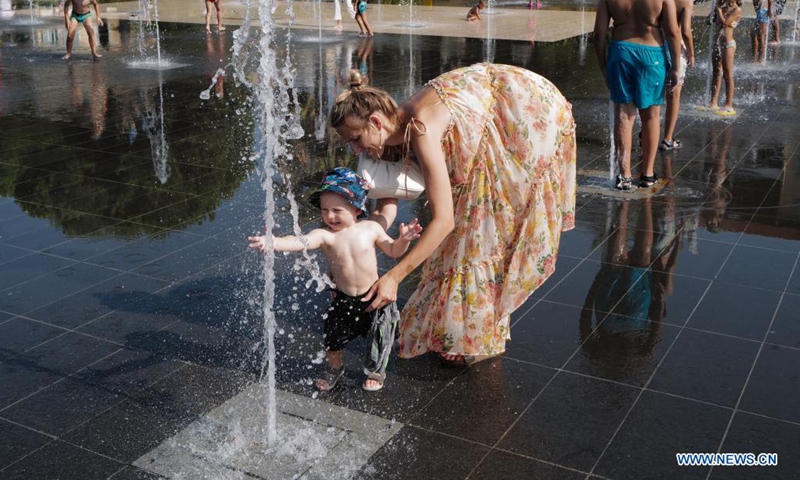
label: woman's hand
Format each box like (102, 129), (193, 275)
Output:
(362, 271), (400, 311)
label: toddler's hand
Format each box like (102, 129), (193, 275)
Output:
(399, 218), (423, 241)
(247, 235), (268, 251)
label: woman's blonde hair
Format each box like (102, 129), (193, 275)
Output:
(330, 70), (400, 128)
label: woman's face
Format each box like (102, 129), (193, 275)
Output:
(336, 117), (385, 159)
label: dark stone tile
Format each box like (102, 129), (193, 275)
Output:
(648, 329), (760, 407)
(1, 377), (123, 437)
(63, 399), (189, 464)
(109, 465), (167, 480)
(506, 301), (584, 368)
(526, 255), (582, 301)
(71, 348), (186, 397)
(657, 238), (734, 280)
(688, 282), (782, 340)
(768, 293), (800, 349)
(22, 332), (121, 377)
(0, 263), (120, 315)
(0, 244), (31, 267)
(132, 236), (242, 282)
(0, 419), (53, 469)
(716, 245), (796, 292)
(77, 310), (180, 346)
(0, 362), (64, 409)
(0, 439), (123, 480)
(471, 449), (587, 480)
(85, 230), (205, 272)
(739, 344), (800, 424)
(132, 364), (248, 420)
(711, 412), (798, 479)
(499, 372), (639, 472)
(594, 391), (731, 480)
(322, 353), (472, 424)
(557, 224), (609, 260)
(42, 222), (154, 261)
(542, 260), (608, 308)
(409, 358), (555, 445)
(739, 218), (800, 253)
(564, 320), (680, 387)
(787, 264), (800, 296)
(0, 318), (66, 362)
(354, 426), (490, 480)
(0, 253), (76, 291)
(25, 273), (169, 329)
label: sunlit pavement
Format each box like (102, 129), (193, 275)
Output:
(1, 1), (800, 479)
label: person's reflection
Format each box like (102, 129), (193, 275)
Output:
(206, 30), (226, 98)
(701, 125), (731, 232)
(580, 198), (681, 377)
(68, 61), (109, 139)
(355, 36), (373, 82)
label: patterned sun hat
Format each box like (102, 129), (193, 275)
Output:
(309, 167), (370, 214)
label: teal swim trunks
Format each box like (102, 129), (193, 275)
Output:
(70, 11), (91, 23)
(606, 40), (668, 109)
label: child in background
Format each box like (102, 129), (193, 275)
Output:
(248, 168), (422, 392)
(354, 0), (374, 36)
(466, 0), (486, 21)
(708, 0), (742, 116)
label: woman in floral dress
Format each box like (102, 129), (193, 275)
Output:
(331, 63), (576, 364)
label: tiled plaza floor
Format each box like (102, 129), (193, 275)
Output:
(1, 1), (800, 479)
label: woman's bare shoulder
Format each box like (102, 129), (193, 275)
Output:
(405, 86), (451, 135)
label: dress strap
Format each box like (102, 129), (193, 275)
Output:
(402, 100), (442, 155)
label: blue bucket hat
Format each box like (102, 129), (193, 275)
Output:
(309, 167), (370, 214)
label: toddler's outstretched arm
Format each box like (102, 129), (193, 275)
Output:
(376, 218), (423, 258)
(248, 229), (328, 252)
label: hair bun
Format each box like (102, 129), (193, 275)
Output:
(348, 69), (364, 89)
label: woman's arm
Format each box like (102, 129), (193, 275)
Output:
(363, 114), (454, 311)
(369, 198), (398, 231)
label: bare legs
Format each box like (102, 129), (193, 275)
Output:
(205, 1), (224, 34)
(63, 18), (101, 60)
(709, 46), (735, 110)
(663, 82), (682, 144)
(613, 103), (659, 183)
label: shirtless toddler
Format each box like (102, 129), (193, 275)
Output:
(248, 168), (422, 392)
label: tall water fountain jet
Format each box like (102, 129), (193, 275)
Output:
(397, 0), (426, 28)
(231, 0), (304, 448)
(129, 0), (175, 70)
(793, 0), (799, 42)
(704, 0), (719, 103)
(145, 74), (170, 184)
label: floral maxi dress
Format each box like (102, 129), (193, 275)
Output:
(398, 63), (576, 358)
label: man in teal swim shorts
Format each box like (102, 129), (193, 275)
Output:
(594, 0), (681, 191)
(63, 0), (104, 60)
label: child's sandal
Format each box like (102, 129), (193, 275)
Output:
(362, 372), (385, 392)
(615, 174), (634, 191)
(315, 365), (344, 391)
(658, 139), (682, 151)
(639, 173), (659, 188)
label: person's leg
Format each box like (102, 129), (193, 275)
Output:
(363, 13), (373, 35)
(639, 104), (660, 180)
(82, 16), (101, 59)
(663, 84), (681, 145)
(205, 1), (213, 33)
(362, 304), (398, 390)
(709, 49), (722, 107)
(215, 2), (224, 31)
(723, 48), (736, 109)
(772, 15), (781, 43)
(333, 0), (343, 28)
(355, 13), (366, 34)
(614, 103), (637, 180)
(63, 19), (78, 59)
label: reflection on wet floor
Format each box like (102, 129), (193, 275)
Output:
(1, 6), (800, 480)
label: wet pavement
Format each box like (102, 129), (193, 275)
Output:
(2, 3), (800, 480)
